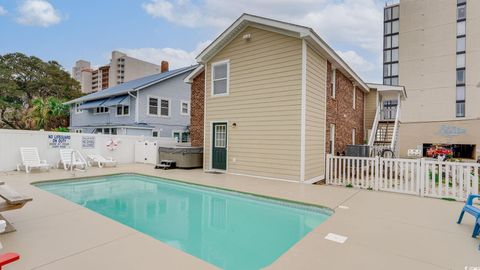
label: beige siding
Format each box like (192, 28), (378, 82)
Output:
(364, 89), (377, 133)
(204, 26), (302, 181)
(305, 46), (327, 181)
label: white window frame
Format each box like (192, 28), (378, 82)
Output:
(172, 130), (190, 143)
(147, 96), (171, 117)
(353, 85), (356, 109)
(211, 60), (230, 97)
(152, 130), (159, 137)
(93, 107), (109, 114)
(332, 69), (336, 99)
(75, 103), (83, 114)
(180, 100), (190, 116)
(115, 105), (130, 117)
(74, 129), (82, 133)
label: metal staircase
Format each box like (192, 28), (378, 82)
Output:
(368, 101), (400, 157)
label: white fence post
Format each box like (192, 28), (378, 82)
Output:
(473, 164), (479, 195)
(326, 154), (331, 184)
(419, 158), (425, 197)
(374, 156), (380, 191)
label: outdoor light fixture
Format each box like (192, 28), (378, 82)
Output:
(242, 33), (252, 41)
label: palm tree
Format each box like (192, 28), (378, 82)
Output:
(29, 97), (69, 130)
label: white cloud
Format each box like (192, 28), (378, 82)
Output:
(16, 0), (62, 27)
(0, 6), (7, 16)
(117, 41), (211, 69)
(141, 0), (384, 81)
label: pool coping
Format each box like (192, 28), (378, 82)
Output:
(31, 172), (335, 216)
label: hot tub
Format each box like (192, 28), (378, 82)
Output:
(158, 146), (203, 169)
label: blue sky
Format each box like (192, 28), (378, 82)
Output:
(0, 0), (390, 82)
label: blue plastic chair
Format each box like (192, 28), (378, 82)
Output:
(457, 194), (480, 238)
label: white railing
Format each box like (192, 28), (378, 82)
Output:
(390, 105), (400, 155)
(326, 154), (480, 201)
(368, 105), (382, 147)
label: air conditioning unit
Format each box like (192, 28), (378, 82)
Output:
(346, 145), (370, 157)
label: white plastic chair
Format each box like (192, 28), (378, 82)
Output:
(57, 149), (88, 171)
(17, 147), (50, 173)
(87, 154), (117, 168)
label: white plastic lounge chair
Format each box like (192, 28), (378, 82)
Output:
(87, 154), (117, 168)
(0, 183), (33, 234)
(17, 147), (50, 173)
(57, 149), (88, 171)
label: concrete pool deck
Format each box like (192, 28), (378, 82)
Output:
(0, 164), (478, 270)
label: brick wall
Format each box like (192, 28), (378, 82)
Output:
(325, 62), (365, 155)
(190, 70), (205, 147)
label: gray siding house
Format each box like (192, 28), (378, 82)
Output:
(66, 66), (197, 142)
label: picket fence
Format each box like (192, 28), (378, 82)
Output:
(326, 154), (479, 201)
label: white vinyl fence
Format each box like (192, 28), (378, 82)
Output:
(0, 129), (176, 172)
(326, 154), (479, 201)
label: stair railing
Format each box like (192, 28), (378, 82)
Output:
(368, 105), (382, 147)
(390, 100), (401, 154)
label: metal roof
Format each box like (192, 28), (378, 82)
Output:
(66, 65), (198, 105)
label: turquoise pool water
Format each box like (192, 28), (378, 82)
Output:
(35, 174), (331, 269)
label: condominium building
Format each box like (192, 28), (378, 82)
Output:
(72, 51), (163, 94)
(384, 0), (480, 160)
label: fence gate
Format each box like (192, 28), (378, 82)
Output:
(326, 154), (479, 201)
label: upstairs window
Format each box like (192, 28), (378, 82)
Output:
(75, 103), (83, 114)
(331, 69), (336, 98)
(116, 105), (129, 116)
(148, 97), (170, 117)
(457, 4), (466, 21)
(180, 101), (190, 115)
(212, 60), (229, 96)
(94, 107), (109, 114)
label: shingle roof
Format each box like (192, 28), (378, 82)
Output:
(66, 65), (198, 105)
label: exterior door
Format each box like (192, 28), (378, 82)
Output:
(212, 123), (227, 170)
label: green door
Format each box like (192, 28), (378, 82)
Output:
(212, 123), (227, 170)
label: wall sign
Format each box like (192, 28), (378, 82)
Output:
(48, 134), (71, 149)
(81, 136), (96, 149)
(438, 125), (466, 137)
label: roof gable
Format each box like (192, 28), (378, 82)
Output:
(195, 13), (369, 92)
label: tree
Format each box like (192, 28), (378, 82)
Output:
(28, 97), (70, 130)
(0, 52), (82, 130)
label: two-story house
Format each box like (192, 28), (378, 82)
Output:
(67, 65), (197, 142)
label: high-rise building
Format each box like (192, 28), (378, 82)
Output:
(72, 51), (162, 94)
(384, 0), (480, 159)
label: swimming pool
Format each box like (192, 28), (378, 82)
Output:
(35, 174), (331, 269)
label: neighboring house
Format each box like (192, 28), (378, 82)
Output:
(66, 65), (197, 141)
(184, 14), (394, 183)
(72, 51), (164, 94)
(381, 1), (480, 160)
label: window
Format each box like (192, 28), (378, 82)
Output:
(212, 61), (229, 95)
(384, 22), (392, 35)
(152, 131), (159, 137)
(329, 124), (335, 155)
(456, 101), (465, 117)
(457, 4), (466, 20)
(352, 86), (356, 109)
(391, 77), (399, 86)
(94, 128), (117, 134)
(384, 50), (391, 63)
(456, 86), (465, 101)
(392, 20), (399, 33)
(391, 49), (399, 62)
(160, 99), (170, 116)
(214, 125), (226, 147)
(456, 69), (465, 85)
(391, 63), (399, 76)
(148, 97), (170, 117)
(457, 37), (466, 52)
(391, 6), (399, 20)
(173, 131), (190, 143)
(331, 69), (336, 98)
(384, 8), (391, 21)
(149, 97), (158, 115)
(74, 129), (82, 133)
(457, 21), (466, 36)
(456, 53), (466, 68)
(116, 105), (129, 116)
(391, 34), (399, 47)
(180, 101), (190, 115)
(384, 36), (391, 49)
(352, 129), (356, 145)
(94, 107), (109, 114)
(75, 103), (83, 114)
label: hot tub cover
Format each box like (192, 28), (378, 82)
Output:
(158, 147), (203, 154)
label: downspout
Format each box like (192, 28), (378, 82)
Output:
(128, 91), (139, 123)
